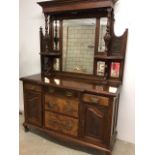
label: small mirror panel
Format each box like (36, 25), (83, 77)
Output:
(110, 62), (120, 78)
(98, 18), (107, 52)
(97, 61), (105, 76)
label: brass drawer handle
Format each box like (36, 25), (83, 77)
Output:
(49, 120), (72, 130)
(48, 102), (56, 109)
(48, 88), (55, 93)
(65, 91), (73, 97)
(64, 121), (72, 130)
(30, 86), (36, 90)
(91, 97), (99, 103)
(64, 106), (75, 114)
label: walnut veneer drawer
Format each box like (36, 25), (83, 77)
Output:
(45, 94), (79, 118)
(83, 94), (109, 106)
(45, 111), (78, 137)
(24, 83), (41, 92)
(45, 87), (79, 98)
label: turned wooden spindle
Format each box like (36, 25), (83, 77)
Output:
(104, 62), (108, 80)
(104, 8), (112, 55)
(40, 27), (43, 53)
(45, 14), (48, 36)
(54, 20), (59, 51)
(44, 14), (49, 52)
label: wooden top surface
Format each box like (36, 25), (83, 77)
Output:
(37, 0), (116, 6)
(37, 0), (116, 14)
(20, 74), (120, 96)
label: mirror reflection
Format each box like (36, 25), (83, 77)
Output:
(98, 18), (107, 52)
(97, 61), (105, 76)
(110, 62), (120, 78)
(62, 18), (96, 74)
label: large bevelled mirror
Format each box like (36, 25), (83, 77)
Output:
(62, 18), (96, 74)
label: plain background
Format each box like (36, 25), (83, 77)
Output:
(19, 0), (135, 144)
(0, 0), (155, 154)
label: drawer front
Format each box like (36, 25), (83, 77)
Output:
(24, 83), (41, 92)
(45, 87), (79, 98)
(45, 111), (78, 137)
(45, 94), (79, 118)
(83, 94), (109, 106)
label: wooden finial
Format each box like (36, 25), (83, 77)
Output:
(40, 26), (42, 31)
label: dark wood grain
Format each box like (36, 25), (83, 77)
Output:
(83, 94), (109, 107)
(45, 111), (79, 137)
(45, 94), (79, 118)
(24, 90), (42, 126)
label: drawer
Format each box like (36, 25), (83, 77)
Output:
(45, 111), (78, 137)
(24, 83), (41, 92)
(45, 94), (79, 118)
(83, 94), (109, 106)
(45, 87), (79, 98)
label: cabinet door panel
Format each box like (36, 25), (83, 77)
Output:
(24, 91), (42, 126)
(83, 104), (109, 144)
(85, 107), (104, 139)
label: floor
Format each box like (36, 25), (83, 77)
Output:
(19, 115), (135, 155)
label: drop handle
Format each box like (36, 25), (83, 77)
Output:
(48, 88), (55, 93)
(47, 102), (56, 109)
(91, 97), (99, 103)
(63, 122), (72, 130)
(65, 91), (74, 97)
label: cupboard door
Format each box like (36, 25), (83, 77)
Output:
(24, 91), (42, 126)
(82, 104), (109, 144)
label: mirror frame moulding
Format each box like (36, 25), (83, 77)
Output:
(44, 12), (112, 78)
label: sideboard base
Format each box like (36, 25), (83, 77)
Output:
(23, 122), (115, 155)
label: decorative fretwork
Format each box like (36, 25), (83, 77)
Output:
(104, 8), (112, 55)
(54, 20), (59, 51)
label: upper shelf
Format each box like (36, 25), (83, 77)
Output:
(40, 52), (61, 57)
(37, 0), (116, 14)
(95, 54), (124, 60)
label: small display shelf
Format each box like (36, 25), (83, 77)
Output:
(40, 52), (61, 57)
(95, 54), (124, 60)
